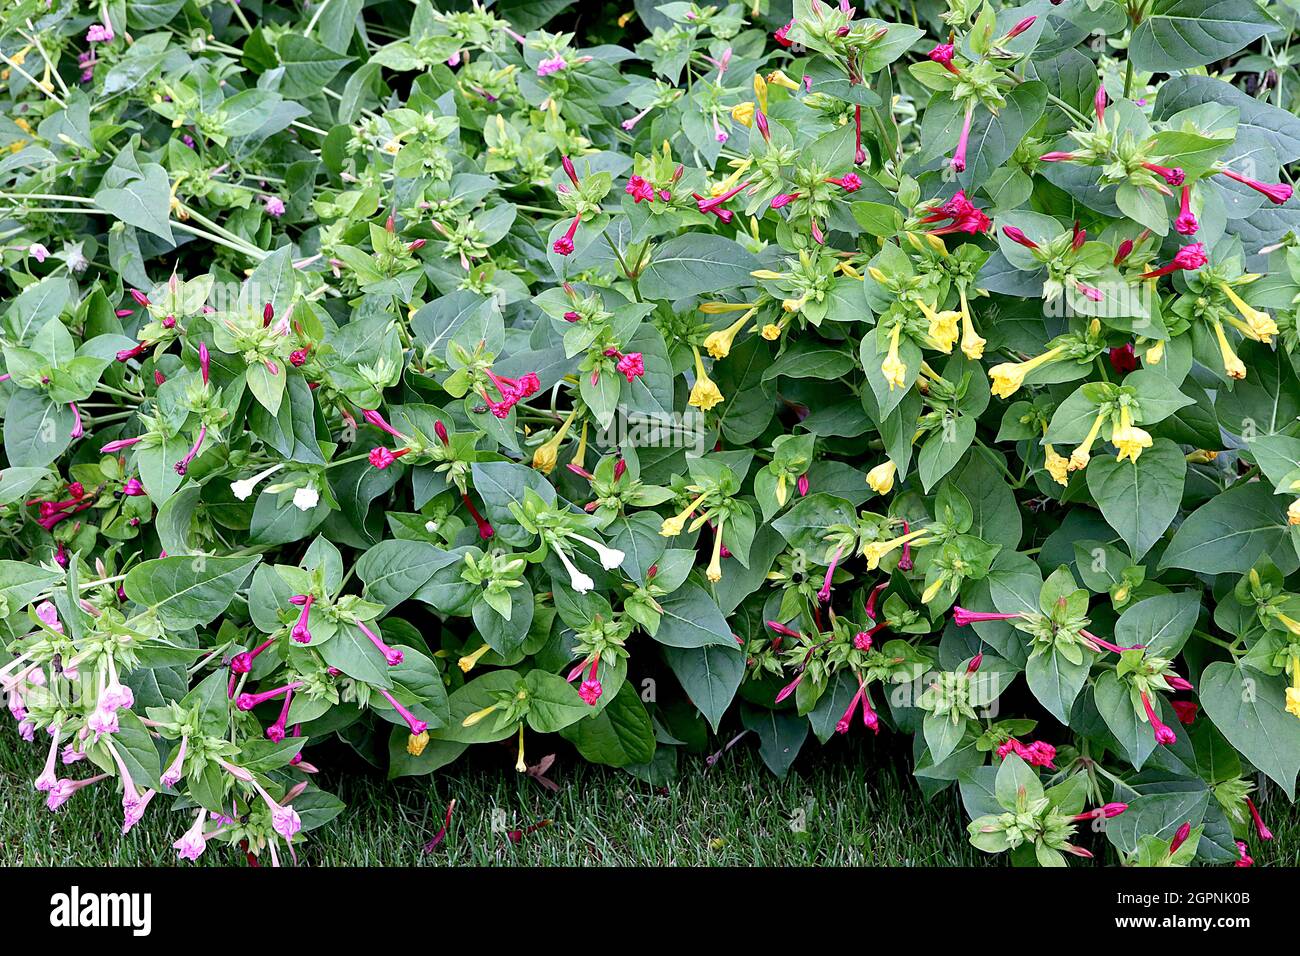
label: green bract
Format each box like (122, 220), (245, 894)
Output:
(1, 0), (1298, 867)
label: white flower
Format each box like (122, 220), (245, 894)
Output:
(231, 464), (284, 501)
(572, 534), (625, 570)
(555, 546), (594, 594)
(292, 485), (319, 511)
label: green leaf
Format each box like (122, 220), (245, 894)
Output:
(93, 163), (174, 243)
(123, 555), (260, 629)
(1085, 438), (1186, 559)
(663, 643), (744, 732)
(1199, 662), (1300, 798)
(1130, 0), (1275, 73)
(636, 235), (760, 300)
(560, 680), (656, 766)
(1160, 482), (1293, 574)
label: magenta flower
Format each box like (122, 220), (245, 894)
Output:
(928, 43), (959, 75)
(1141, 691), (1177, 746)
(291, 594), (314, 644)
(357, 620), (403, 666)
(817, 544), (844, 603)
(952, 606), (1020, 627)
(615, 351), (645, 381)
(625, 175), (655, 203)
(174, 423), (206, 476)
(377, 687), (427, 735)
(1005, 15), (1036, 39)
(1001, 225), (1039, 250)
(1139, 242), (1207, 279)
(553, 214), (581, 255)
(86, 23), (114, 42)
(951, 105), (974, 173)
(1175, 185), (1198, 235)
(1220, 167), (1293, 205)
(263, 195), (286, 217)
(537, 55), (567, 77)
(1142, 162), (1184, 186)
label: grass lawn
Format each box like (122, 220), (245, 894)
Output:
(2, 729), (1296, 866)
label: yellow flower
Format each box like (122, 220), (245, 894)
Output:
(13, 116), (31, 134)
(706, 514), (726, 583)
(988, 345), (1065, 400)
(866, 460), (897, 494)
(515, 723), (527, 772)
(776, 472), (788, 507)
(661, 491), (709, 537)
(753, 73), (768, 113)
(731, 102), (755, 127)
(921, 576), (946, 604)
(1145, 339), (1166, 365)
(782, 295), (807, 313)
(689, 346), (724, 411)
(1045, 444), (1070, 486)
(1220, 283), (1278, 343)
(458, 643), (491, 673)
(751, 269), (785, 280)
(1287, 687), (1300, 720)
(462, 703), (500, 728)
(766, 69), (800, 91)
(407, 731), (430, 756)
(861, 528), (926, 570)
(617, 10), (635, 26)
(1288, 656), (1300, 720)
(959, 287), (985, 360)
(867, 266), (889, 284)
(761, 322), (782, 340)
(532, 408), (578, 475)
(881, 324), (907, 390)
(1211, 319), (1247, 380)
(1186, 449), (1218, 464)
(1112, 414), (1153, 464)
(1289, 498), (1300, 526)
(1069, 408), (1108, 471)
(700, 300), (757, 314)
(703, 308), (756, 360)
(916, 300), (960, 354)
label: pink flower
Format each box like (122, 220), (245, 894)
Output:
(853, 631), (873, 651)
(1142, 162), (1184, 186)
(827, 172), (861, 192)
(86, 23), (114, 42)
(817, 544), (844, 603)
(1039, 151), (1076, 163)
(1235, 840), (1254, 867)
(30, 243), (49, 263)
(1169, 821), (1192, 854)
(1001, 225), (1039, 249)
(1246, 797), (1273, 840)
(35, 601), (63, 634)
(1141, 691), (1177, 745)
(953, 113), (975, 173)
(358, 620), (403, 666)
(1140, 242), (1207, 279)
(774, 19), (795, 47)
(263, 195), (286, 217)
(951, 606), (1020, 627)
(770, 192), (800, 209)
(1220, 168), (1293, 205)
(615, 351), (644, 381)
(928, 43), (959, 74)
(1175, 185), (1198, 235)
(173, 811), (208, 861)
(625, 175), (656, 203)
(537, 55), (567, 77)
(377, 686), (428, 735)
(369, 446), (410, 469)
(579, 678), (603, 705)
(1170, 700), (1198, 724)
(553, 214), (581, 256)
(1005, 15), (1036, 39)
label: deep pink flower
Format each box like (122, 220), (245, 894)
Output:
(1220, 168), (1292, 205)
(625, 175), (655, 203)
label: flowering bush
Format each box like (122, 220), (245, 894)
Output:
(2, 0), (1299, 867)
